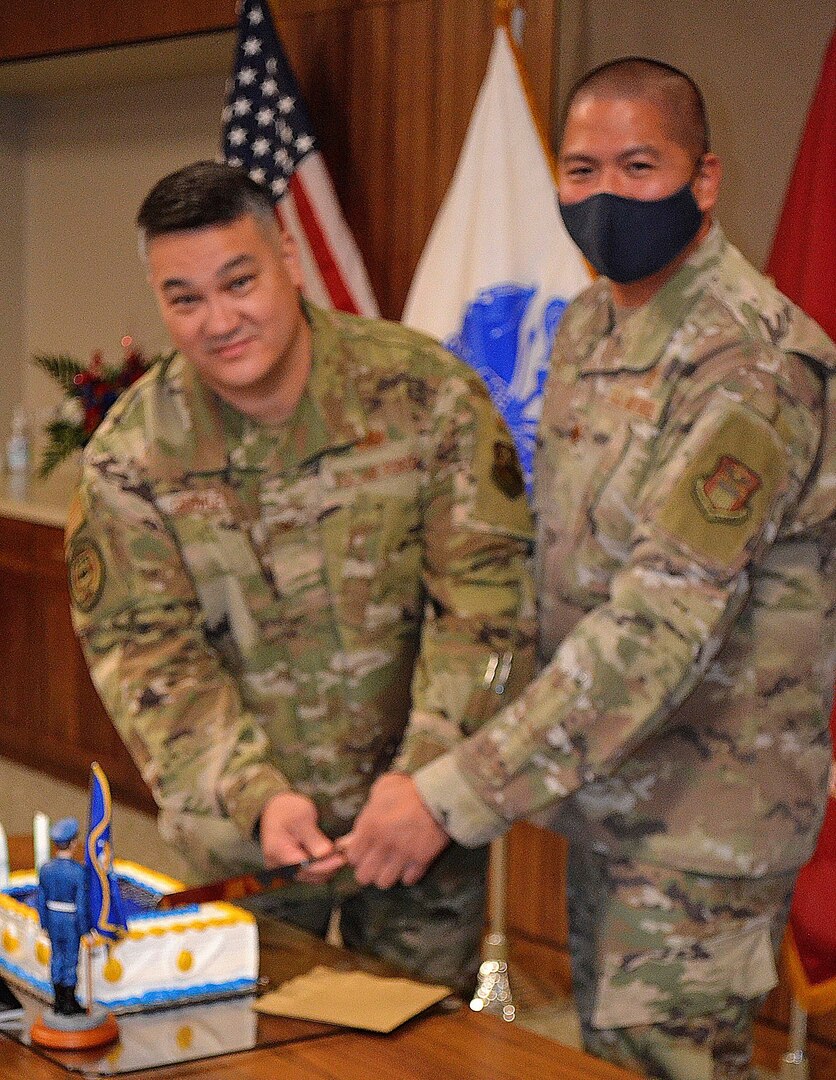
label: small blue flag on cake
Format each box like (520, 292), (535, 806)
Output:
(85, 762), (127, 941)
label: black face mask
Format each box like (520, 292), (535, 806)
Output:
(558, 181), (703, 284)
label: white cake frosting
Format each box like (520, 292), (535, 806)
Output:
(0, 859), (258, 1012)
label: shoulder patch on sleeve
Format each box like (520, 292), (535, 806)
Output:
(693, 456), (762, 522)
(491, 441), (525, 501)
(67, 537), (106, 613)
(653, 408), (789, 574)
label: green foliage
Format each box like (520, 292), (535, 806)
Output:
(33, 346), (174, 478)
(38, 419), (86, 479)
(32, 353), (86, 393)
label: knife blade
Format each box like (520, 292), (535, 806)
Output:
(154, 857), (320, 911)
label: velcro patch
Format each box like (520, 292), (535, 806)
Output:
(67, 538), (105, 613)
(491, 441), (525, 501)
(693, 456), (762, 522)
(654, 407), (788, 574)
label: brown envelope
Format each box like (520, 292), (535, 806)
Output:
(253, 965), (452, 1032)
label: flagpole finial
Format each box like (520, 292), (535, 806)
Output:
(494, 0), (526, 41)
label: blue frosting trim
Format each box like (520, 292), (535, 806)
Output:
(3, 878), (203, 922)
(0, 953), (255, 1009)
(0, 956), (51, 997)
(129, 903), (202, 921)
(115, 871), (162, 896)
(92, 978), (257, 1009)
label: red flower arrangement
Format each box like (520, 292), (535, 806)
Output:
(34, 337), (172, 477)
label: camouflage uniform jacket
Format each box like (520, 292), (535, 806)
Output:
(416, 225), (836, 878)
(67, 303), (534, 857)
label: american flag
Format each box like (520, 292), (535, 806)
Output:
(222, 0), (379, 316)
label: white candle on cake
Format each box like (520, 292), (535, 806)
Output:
(0, 823), (8, 888)
(33, 812), (50, 871)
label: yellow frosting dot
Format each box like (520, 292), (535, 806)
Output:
(176, 1025), (193, 1050)
(106, 1045), (124, 1065)
(1, 927), (19, 954)
(102, 955), (124, 983)
(176, 949), (194, 973)
(36, 938), (51, 966)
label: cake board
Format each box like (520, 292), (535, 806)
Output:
(0, 982), (340, 1075)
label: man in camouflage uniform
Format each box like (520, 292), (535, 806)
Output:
(342, 60), (836, 1077)
(66, 161), (534, 995)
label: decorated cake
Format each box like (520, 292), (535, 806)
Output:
(0, 859), (258, 1012)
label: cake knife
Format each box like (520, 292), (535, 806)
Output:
(154, 856), (333, 910)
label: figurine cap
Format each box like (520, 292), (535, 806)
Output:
(50, 817), (79, 846)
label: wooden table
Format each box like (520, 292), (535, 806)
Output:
(1, 838), (641, 1080)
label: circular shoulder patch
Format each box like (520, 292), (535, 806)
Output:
(68, 539), (106, 613)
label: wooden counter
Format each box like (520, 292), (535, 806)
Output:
(1, 835), (641, 1080)
(0, 503), (155, 814)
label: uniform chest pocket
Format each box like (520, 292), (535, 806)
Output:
(155, 481), (271, 663)
(536, 405), (635, 534)
(322, 488), (423, 645)
(587, 417), (658, 554)
(536, 402), (657, 605)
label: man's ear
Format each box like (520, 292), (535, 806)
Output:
(278, 227), (305, 290)
(693, 152), (722, 214)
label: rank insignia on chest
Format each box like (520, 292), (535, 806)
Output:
(693, 455), (762, 522)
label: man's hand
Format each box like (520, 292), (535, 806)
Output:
(337, 772), (450, 889)
(259, 792), (346, 884)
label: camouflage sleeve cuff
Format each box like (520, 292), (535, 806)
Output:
(413, 753), (508, 847)
(224, 766), (292, 841)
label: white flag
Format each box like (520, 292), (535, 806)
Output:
(402, 26), (590, 485)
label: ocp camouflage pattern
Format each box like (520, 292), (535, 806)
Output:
(418, 225), (836, 877)
(67, 302), (535, 874)
(567, 847), (794, 1076)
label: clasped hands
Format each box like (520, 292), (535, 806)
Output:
(259, 772), (450, 889)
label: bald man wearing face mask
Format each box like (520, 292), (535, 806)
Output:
(341, 58), (836, 1080)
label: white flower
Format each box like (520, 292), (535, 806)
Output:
(59, 397), (85, 425)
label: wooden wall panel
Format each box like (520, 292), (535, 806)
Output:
(504, 820), (572, 993)
(0, 517), (155, 814)
(0, 1), (556, 317)
(274, 0), (557, 317)
(388, 2), (436, 311)
(0, 1), (238, 60)
(506, 821), (569, 946)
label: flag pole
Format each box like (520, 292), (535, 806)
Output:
(85, 935), (92, 1015)
(470, 3), (548, 1023)
(494, 1), (560, 186)
(466, 0), (517, 940)
(471, 6), (587, 1021)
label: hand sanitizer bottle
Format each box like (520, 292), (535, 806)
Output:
(5, 407), (30, 474)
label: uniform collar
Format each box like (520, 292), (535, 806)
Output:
(579, 224), (726, 375)
(160, 299), (369, 477)
(300, 299), (369, 461)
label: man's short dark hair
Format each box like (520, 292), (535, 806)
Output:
(562, 57), (710, 159)
(136, 160), (277, 255)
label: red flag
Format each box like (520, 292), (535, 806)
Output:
(222, 0), (379, 318)
(766, 30), (836, 340)
(783, 696), (836, 1013)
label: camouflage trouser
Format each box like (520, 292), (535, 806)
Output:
(566, 845), (796, 1080)
(240, 842), (489, 999)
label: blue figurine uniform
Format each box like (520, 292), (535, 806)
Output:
(36, 818), (90, 1016)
